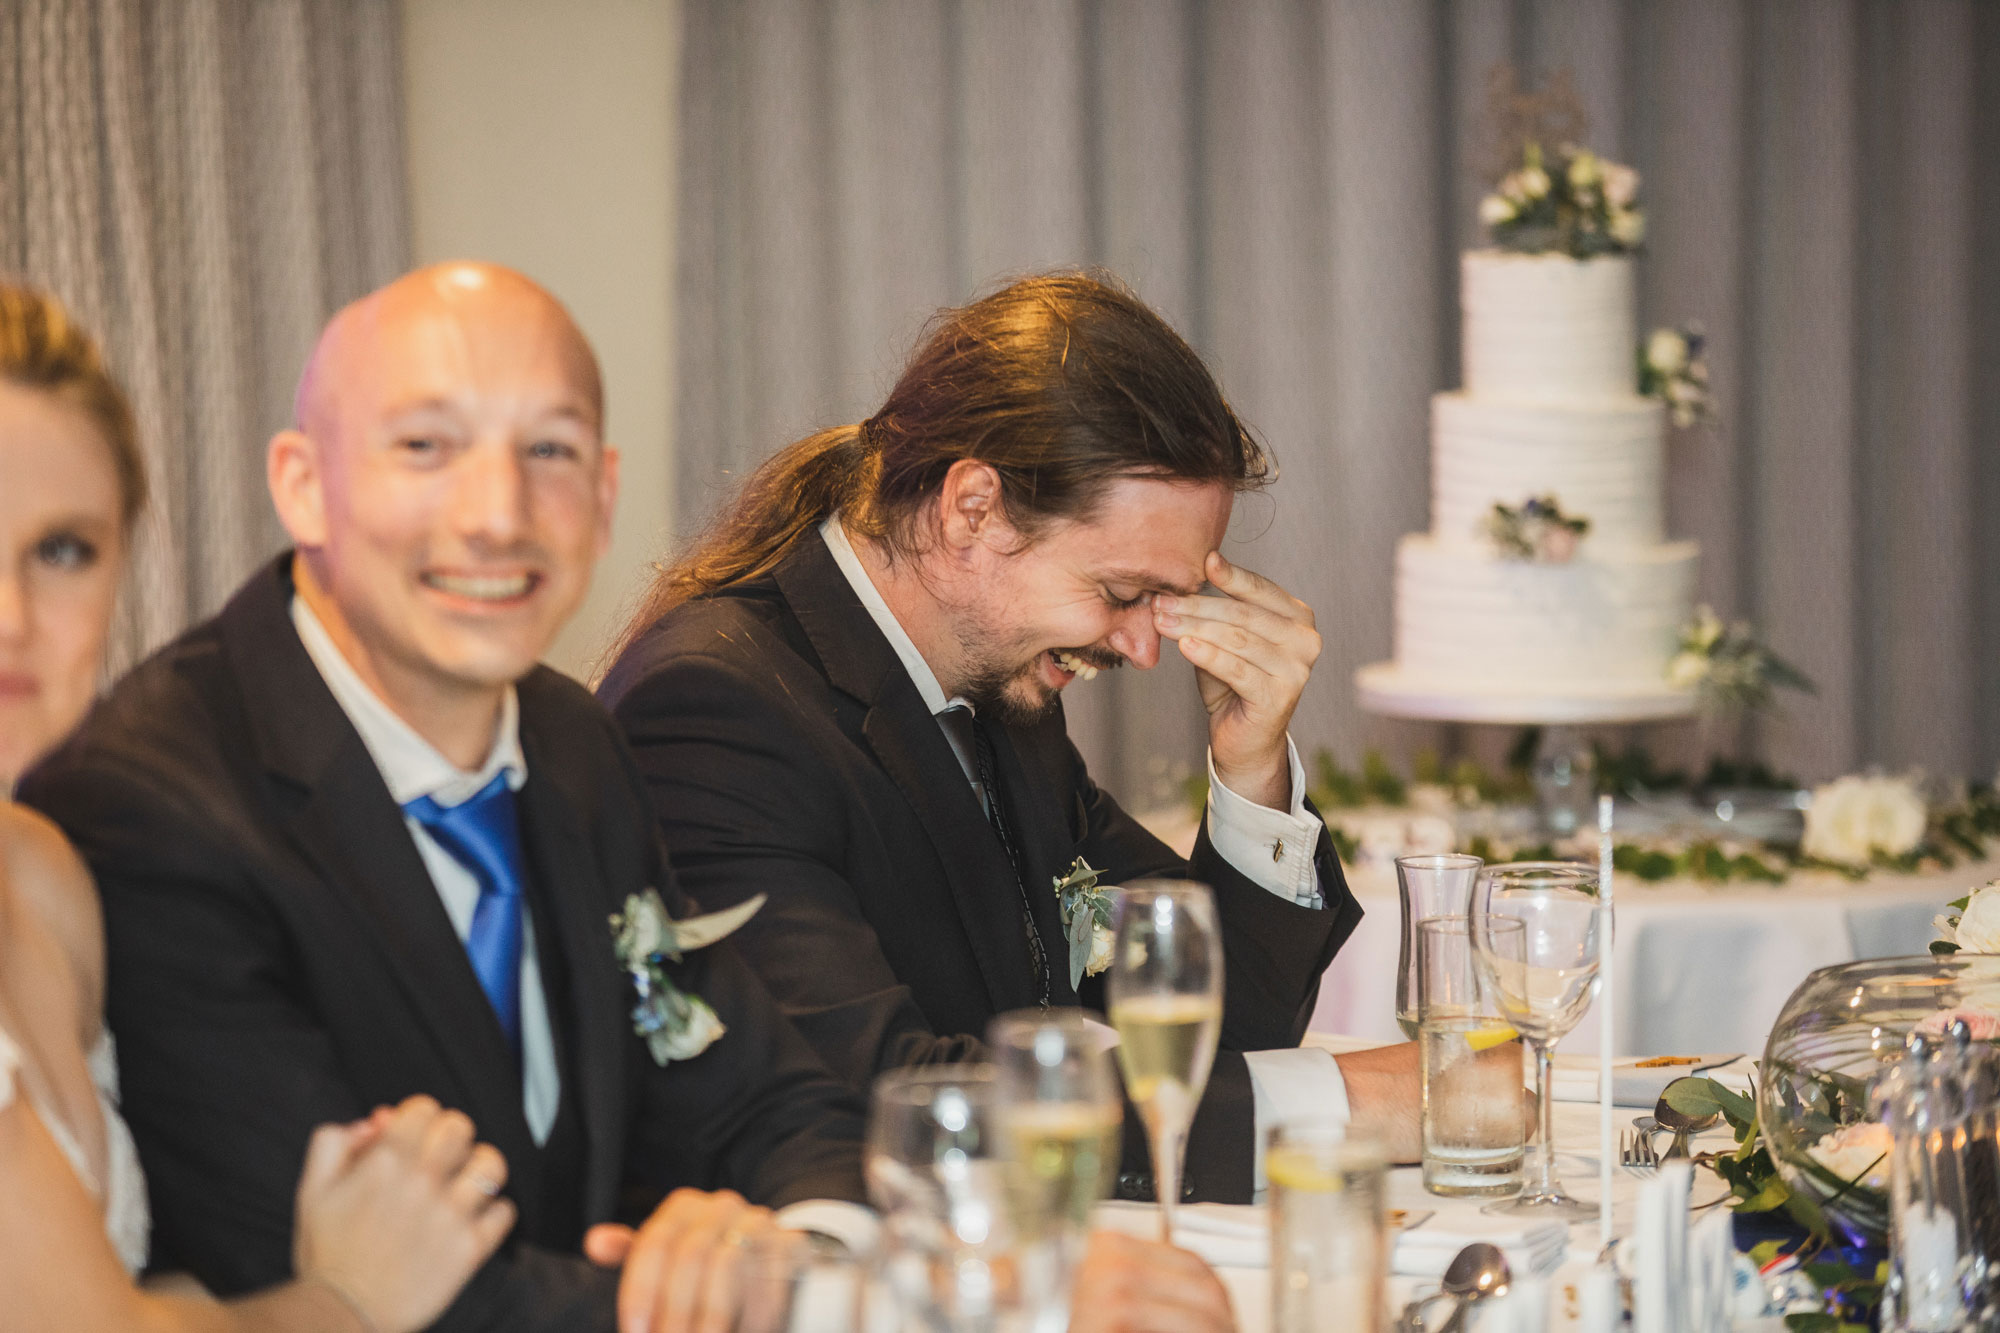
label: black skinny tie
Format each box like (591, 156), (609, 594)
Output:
(937, 705), (1051, 1008)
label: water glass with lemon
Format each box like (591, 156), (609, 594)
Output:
(1267, 1122), (1387, 1333)
(1417, 915), (1528, 1197)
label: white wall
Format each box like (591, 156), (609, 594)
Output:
(400, 0), (680, 681)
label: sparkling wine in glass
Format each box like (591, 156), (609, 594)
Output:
(1106, 881), (1223, 1242)
(988, 1009), (1123, 1328)
(1471, 862), (1603, 1221)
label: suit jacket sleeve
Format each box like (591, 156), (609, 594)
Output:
(1064, 742), (1364, 1202)
(21, 753), (621, 1333)
(610, 652), (983, 1093)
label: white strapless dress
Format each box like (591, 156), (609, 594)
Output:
(0, 1025), (151, 1272)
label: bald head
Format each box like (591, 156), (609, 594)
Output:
(266, 262), (619, 755)
(294, 262), (603, 444)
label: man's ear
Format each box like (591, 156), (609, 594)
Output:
(267, 428), (330, 548)
(937, 458), (1010, 554)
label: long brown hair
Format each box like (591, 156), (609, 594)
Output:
(620, 271), (1271, 649)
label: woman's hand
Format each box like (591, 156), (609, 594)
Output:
(292, 1095), (517, 1333)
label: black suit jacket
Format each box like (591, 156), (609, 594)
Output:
(20, 559), (867, 1333)
(597, 536), (1363, 1202)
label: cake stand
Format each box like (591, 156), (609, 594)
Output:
(1354, 661), (1698, 836)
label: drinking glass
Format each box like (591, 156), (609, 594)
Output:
(867, 1065), (1018, 1329)
(987, 1010), (1123, 1328)
(1395, 854), (1485, 1038)
(1268, 1122), (1388, 1333)
(1417, 915), (1528, 1197)
(1105, 880), (1223, 1243)
(728, 1228), (867, 1333)
(1471, 862), (1604, 1220)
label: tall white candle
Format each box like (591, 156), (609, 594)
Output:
(1598, 795), (1617, 1250)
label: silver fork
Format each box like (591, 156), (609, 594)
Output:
(1619, 1129), (1660, 1173)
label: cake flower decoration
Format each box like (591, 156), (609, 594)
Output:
(1480, 141), (1645, 259)
(1639, 323), (1714, 428)
(610, 889), (766, 1065)
(1482, 495), (1589, 563)
(1053, 857), (1117, 989)
(1666, 606), (1814, 713)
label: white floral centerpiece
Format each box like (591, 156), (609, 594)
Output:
(1801, 774), (1928, 870)
(1933, 878), (2000, 955)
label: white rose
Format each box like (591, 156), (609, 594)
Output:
(1603, 162), (1640, 208)
(623, 894), (669, 959)
(1803, 774), (1927, 866)
(648, 995), (726, 1063)
(1666, 651), (1709, 690)
(1608, 206), (1646, 247)
(1518, 165), (1550, 199)
(1567, 151), (1601, 190)
(1953, 881), (2000, 953)
(1087, 924), (1115, 977)
(1478, 193), (1518, 226)
(1646, 328), (1690, 376)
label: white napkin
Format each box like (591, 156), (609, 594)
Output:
(1394, 1214), (1568, 1278)
(1090, 1202), (1566, 1278)
(1550, 1054), (1752, 1107)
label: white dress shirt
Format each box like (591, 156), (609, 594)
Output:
(291, 596), (562, 1145)
(818, 517), (1351, 1181)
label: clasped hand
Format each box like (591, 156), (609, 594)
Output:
(1152, 551), (1321, 812)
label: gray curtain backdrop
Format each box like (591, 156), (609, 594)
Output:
(677, 0), (2000, 802)
(0, 0), (409, 671)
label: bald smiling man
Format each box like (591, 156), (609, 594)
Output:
(21, 265), (872, 1333)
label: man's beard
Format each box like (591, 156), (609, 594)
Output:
(961, 644), (1123, 729)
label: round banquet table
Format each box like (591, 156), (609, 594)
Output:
(1306, 855), (1999, 1057)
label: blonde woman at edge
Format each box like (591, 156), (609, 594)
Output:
(0, 284), (515, 1332)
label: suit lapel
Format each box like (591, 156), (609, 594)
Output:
(774, 540), (1043, 1014)
(512, 716), (629, 1225)
(219, 559), (533, 1159)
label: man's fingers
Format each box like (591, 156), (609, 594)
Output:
(587, 1223), (637, 1267)
(1205, 551), (1314, 626)
(446, 1142), (511, 1215)
(1155, 593), (1320, 668)
(298, 1122), (358, 1196)
(618, 1204), (690, 1333)
(1175, 635), (1276, 702)
(419, 1107), (479, 1179)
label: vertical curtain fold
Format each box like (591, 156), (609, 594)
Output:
(0, 0), (409, 671)
(676, 0), (2000, 798)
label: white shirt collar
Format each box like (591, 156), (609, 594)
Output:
(818, 515), (967, 717)
(289, 593), (526, 808)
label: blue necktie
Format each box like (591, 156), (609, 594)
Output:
(404, 772), (526, 1055)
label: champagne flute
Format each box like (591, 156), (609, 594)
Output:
(1470, 862), (1603, 1220)
(987, 1009), (1123, 1328)
(1105, 880), (1223, 1242)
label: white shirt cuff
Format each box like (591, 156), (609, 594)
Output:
(1245, 1047), (1352, 1195)
(1204, 737), (1325, 906)
(774, 1200), (879, 1256)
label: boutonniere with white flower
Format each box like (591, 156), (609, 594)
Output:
(610, 890), (766, 1065)
(1638, 323), (1714, 429)
(1802, 774), (1928, 871)
(1053, 858), (1117, 990)
(1933, 879), (2000, 955)
(1482, 495), (1589, 563)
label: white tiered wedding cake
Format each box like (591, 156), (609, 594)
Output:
(1358, 156), (1700, 724)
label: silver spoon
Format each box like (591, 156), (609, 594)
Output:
(1653, 1078), (1721, 1160)
(1432, 1242), (1513, 1333)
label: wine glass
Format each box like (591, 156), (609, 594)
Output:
(987, 1009), (1123, 1328)
(1471, 862), (1603, 1220)
(1105, 880), (1223, 1242)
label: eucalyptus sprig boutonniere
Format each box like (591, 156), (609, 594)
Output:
(610, 890), (766, 1065)
(1053, 858), (1117, 990)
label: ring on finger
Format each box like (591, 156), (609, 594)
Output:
(468, 1171), (504, 1198)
